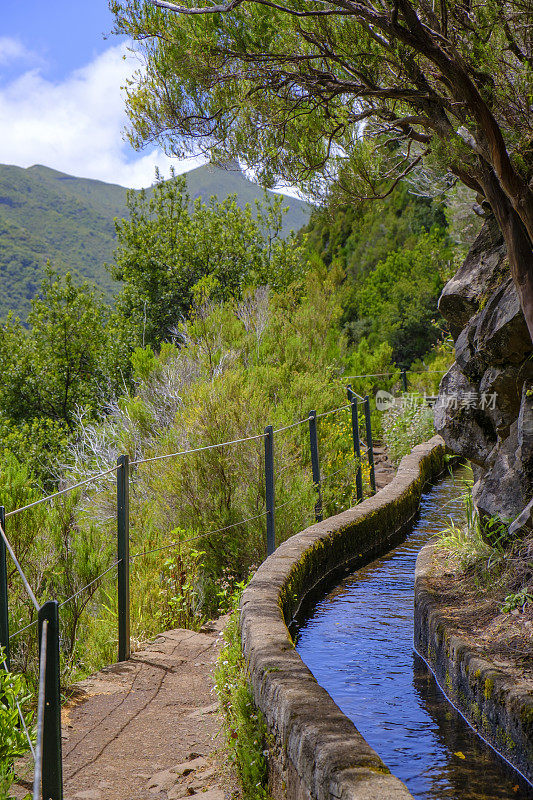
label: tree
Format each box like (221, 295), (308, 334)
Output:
(350, 230), (450, 365)
(109, 170), (304, 346)
(112, 0), (533, 341)
(0, 268), (126, 431)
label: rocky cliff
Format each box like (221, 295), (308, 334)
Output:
(434, 216), (533, 539)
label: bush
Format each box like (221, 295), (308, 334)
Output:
(382, 397), (435, 466)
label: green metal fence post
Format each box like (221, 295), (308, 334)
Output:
(0, 507), (9, 669)
(346, 388), (363, 503)
(264, 426), (275, 556)
(308, 411), (323, 522)
(401, 369), (408, 393)
(38, 600), (63, 800)
(363, 396), (376, 494)
(117, 455), (130, 662)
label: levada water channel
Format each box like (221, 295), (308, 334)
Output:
(295, 469), (533, 800)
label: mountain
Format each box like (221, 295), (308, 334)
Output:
(0, 163), (311, 321)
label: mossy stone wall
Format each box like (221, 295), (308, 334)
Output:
(415, 542), (533, 784)
(240, 435), (445, 800)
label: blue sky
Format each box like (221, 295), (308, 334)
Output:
(0, 2), (202, 187)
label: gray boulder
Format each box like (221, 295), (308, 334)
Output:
(435, 220), (533, 544)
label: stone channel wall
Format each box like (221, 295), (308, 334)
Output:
(240, 435), (445, 800)
(414, 542), (533, 784)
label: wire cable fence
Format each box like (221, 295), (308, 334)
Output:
(130, 511), (270, 562)
(130, 432), (267, 467)
(57, 560), (122, 610)
(0, 385), (381, 798)
(342, 368), (448, 380)
(5, 465), (122, 519)
(0, 519), (39, 612)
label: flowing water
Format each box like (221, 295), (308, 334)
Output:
(295, 470), (533, 800)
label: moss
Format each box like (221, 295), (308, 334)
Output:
(519, 705), (533, 735)
(471, 702), (481, 722)
(367, 764), (391, 775)
(496, 727), (516, 751)
(484, 678), (494, 700)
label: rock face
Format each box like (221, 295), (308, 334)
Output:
(434, 217), (533, 539)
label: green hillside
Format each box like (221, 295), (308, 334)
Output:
(0, 162), (311, 321)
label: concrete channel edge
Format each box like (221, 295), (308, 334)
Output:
(414, 541), (533, 785)
(240, 434), (446, 800)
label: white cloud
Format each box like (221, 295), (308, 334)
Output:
(0, 37), (32, 65)
(0, 44), (204, 188)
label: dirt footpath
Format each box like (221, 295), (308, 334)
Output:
(57, 619), (229, 800)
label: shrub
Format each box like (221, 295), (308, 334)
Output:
(382, 397), (435, 466)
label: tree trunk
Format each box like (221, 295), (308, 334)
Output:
(480, 165), (533, 344)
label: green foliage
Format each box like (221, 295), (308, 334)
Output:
(156, 546), (207, 631)
(109, 169), (307, 347)
(501, 588), (533, 614)
(347, 231), (451, 367)
(111, 0), (533, 211)
(303, 183), (446, 279)
(435, 478), (498, 572)
(0, 162), (309, 322)
(215, 586), (269, 800)
(0, 647), (34, 799)
(382, 398), (435, 466)
(0, 267), (131, 436)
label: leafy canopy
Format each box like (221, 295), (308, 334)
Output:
(0, 267), (128, 432)
(108, 170), (306, 346)
(113, 0), (533, 339)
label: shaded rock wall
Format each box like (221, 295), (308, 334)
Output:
(435, 217), (533, 534)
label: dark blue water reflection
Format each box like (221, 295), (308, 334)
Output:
(296, 471), (533, 800)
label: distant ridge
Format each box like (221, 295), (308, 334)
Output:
(0, 162), (311, 321)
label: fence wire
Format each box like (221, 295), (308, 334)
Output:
(320, 465), (353, 484)
(316, 404), (351, 419)
(0, 520), (39, 611)
(5, 464), (121, 519)
(273, 417), (309, 434)
(58, 560), (121, 609)
(130, 432), (267, 467)
(131, 510), (269, 561)
(9, 618), (38, 641)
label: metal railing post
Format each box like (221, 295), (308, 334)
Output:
(308, 411), (323, 522)
(0, 507), (9, 669)
(346, 388), (363, 503)
(38, 600), (63, 800)
(363, 396), (376, 494)
(401, 369), (408, 393)
(264, 426), (275, 556)
(117, 455), (130, 662)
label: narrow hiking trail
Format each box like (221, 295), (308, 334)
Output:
(16, 619), (230, 800)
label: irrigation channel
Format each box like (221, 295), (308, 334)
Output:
(295, 469), (533, 800)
